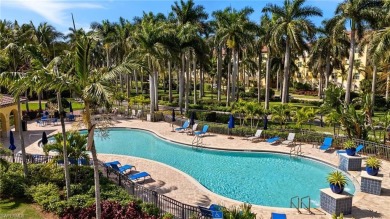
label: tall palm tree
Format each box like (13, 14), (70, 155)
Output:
(171, 0), (208, 113)
(331, 0), (383, 103)
(213, 7), (257, 103)
(262, 0), (322, 104)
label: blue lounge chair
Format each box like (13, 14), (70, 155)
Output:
(267, 137), (280, 144)
(129, 171), (151, 182)
(199, 205), (223, 218)
(110, 163), (135, 174)
(104, 161), (135, 174)
(337, 144), (364, 156)
(78, 158), (90, 166)
(175, 121), (189, 132)
(195, 125), (209, 136)
(319, 137), (333, 151)
(271, 212), (286, 219)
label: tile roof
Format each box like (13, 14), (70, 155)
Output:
(0, 94), (27, 107)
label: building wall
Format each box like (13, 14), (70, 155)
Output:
(0, 104), (20, 137)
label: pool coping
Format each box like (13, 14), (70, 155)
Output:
(94, 126), (362, 211)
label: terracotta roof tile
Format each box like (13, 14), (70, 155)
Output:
(0, 94), (27, 107)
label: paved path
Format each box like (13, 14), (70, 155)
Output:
(1, 117), (389, 219)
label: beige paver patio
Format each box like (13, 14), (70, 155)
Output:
(2, 117), (389, 219)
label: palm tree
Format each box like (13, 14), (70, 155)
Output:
(331, 0), (383, 103)
(68, 30), (139, 219)
(171, 0), (208, 113)
(262, 0), (322, 104)
(212, 7), (257, 103)
(310, 19), (349, 93)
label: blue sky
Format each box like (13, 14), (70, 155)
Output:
(1, 0), (343, 34)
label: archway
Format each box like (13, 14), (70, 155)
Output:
(10, 109), (20, 132)
(0, 112), (6, 138)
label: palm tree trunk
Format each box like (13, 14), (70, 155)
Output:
(282, 40), (290, 104)
(199, 66), (203, 99)
(149, 58), (155, 116)
(371, 65), (377, 108)
(257, 51), (262, 103)
(276, 67), (280, 91)
(134, 70), (138, 95)
(193, 53), (197, 105)
(185, 52), (190, 112)
(179, 54), (185, 114)
(25, 91), (29, 112)
(84, 102), (101, 219)
(16, 98), (28, 176)
(38, 92), (42, 113)
(226, 62), (231, 106)
(325, 54), (331, 89)
(168, 60), (172, 103)
(318, 74), (323, 98)
(386, 70), (389, 101)
(232, 48), (238, 102)
(345, 28), (356, 103)
(127, 74), (131, 115)
(265, 48), (271, 110)
(57, 91), (71, 199)
(217, 46), (222, 102)
(154, 69), (159, 111)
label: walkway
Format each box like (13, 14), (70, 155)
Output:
(1, 117), (389, 219)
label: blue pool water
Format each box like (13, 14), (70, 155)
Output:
(93, 128), (355, 208)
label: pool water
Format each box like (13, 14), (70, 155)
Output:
(94, 128), (355, 208)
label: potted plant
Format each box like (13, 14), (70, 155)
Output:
(327, 171), (347, 194)
(366, 156), (382, 176)
(343, 139), (356, 156)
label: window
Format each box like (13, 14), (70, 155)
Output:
(353, 73), (360, 80)
(297, 62), (302, 67)
(297, 72), (302, 78)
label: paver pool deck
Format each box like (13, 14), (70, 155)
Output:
(2, 117), (390, 219)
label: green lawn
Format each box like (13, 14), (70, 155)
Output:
(21, 99), (84, 111)
(0, 199), (44, 219)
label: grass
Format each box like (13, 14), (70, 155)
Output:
(0, 199), (44, 219)
(21, 99), (84, 111)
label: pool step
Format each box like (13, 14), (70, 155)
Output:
(290, 144), (303, 157)
(192, 135), (203, 148)
(290, 196), (312, 214)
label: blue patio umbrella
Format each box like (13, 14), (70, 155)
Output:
(9, 131), (16, 151)
(42, 131), (48, 145)
(69, 102), (73, 113)
(228, 115), (235, 139)
(189, 111), (195, 126)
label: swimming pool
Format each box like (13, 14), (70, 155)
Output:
(93, 128), (355, 208)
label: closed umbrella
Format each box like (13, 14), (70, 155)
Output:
(9, 131), (16, 151)
(190, 112), (195, 126)
(42, 131), (48, 146)
(263, 114), (268, 130)
(9, 131), (16, 162)
(69, 102), (73, 113)
(228, 115), (235, 139)
(171, 109), (176, 132)
(189, 112), (195, 135)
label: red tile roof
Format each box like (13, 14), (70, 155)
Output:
(0, 94), (27, 107)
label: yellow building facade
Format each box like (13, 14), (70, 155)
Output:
(0, 94), (21, 138)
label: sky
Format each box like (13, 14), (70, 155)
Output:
(1, 0), (343, 34)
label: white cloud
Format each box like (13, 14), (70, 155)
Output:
(2, 0), (103, 25)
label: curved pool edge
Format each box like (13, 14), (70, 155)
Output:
(95, 127), (362, 208)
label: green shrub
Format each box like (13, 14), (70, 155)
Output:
(27, 183), (61, 212)
(163, 213), (175, 219)
(140, 202), (160, 216)
(67, 194), (95, 209)
(0, 172), (26, 198)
